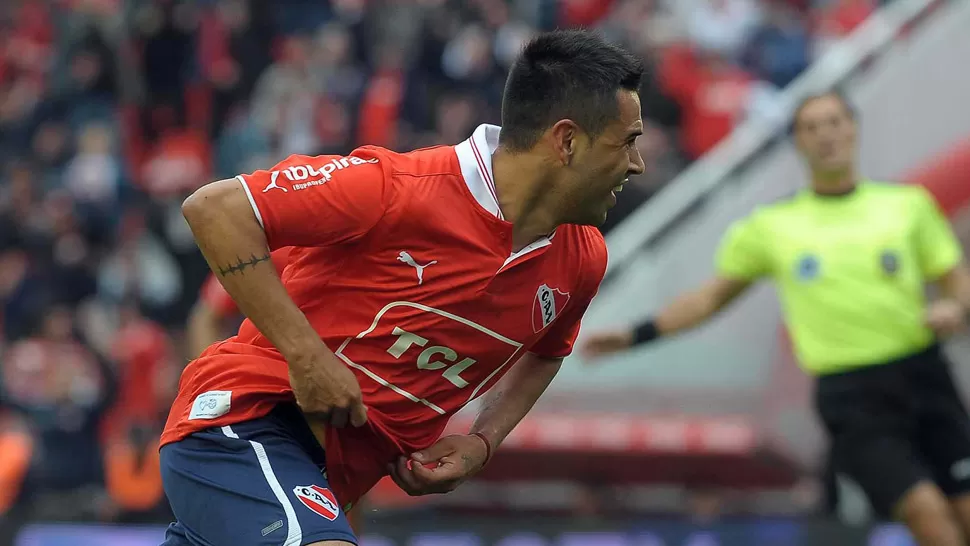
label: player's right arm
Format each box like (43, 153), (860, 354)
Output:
(582, 213), (767, 358)
(181, 153), (388, 427)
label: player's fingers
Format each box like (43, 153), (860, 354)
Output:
(387, 464), (413, 494)
(389, 457), (423, 495)
(411, 458), (462, 483)
(411, 437), (457, 463)
(350, 403), (368, 427)
(329, 407), (349, 428)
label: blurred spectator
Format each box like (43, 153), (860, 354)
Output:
(659, 42), (777, 160)
(0, 305), (116, 498)
(676, 0), (763, 61)
(742, 1), (812, 88)
(814, 0), (876, 56)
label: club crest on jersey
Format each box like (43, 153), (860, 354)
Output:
(293, 485), (340, 521)
(532, 284), (570, 333)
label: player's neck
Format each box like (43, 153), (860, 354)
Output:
(811, 169), (857, 196)
(491, 148), (560, 250)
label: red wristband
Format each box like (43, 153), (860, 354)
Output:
(471, 432), (492, 462)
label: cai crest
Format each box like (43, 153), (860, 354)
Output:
(532, 284), (570, 333)
(293, 485), (340, 521)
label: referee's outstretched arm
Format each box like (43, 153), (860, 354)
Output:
(580, 274), (751, 357)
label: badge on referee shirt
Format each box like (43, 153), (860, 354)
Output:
(880, 250), (900, 275)
(795, 254), (820, 281)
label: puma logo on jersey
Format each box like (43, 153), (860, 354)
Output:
(398, 251), (437, 285)
(262, 171), (287, 193)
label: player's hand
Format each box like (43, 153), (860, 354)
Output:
(925, 299), (967, 338)
(288, 348), (368, 428)
(388, 434), (489, 496)
(580, 329), (635, 360)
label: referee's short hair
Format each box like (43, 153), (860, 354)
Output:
(791, 89), (858, 133)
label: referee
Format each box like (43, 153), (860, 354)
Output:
(582, 92), (970, 546)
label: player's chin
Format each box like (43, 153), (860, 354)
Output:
(566, 197), (613, 226)
(574, 207), (610, 227)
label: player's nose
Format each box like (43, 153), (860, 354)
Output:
(628, 146), (645, 176)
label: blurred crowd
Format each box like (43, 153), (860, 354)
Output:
(0, 0), (895, 529)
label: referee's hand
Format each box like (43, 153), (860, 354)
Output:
(925, 299), (967, 338)
(580, 329), (635, 360)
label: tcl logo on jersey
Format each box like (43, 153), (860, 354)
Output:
(386, 326), (476, 388)
(293, 485), (340, 521)
(532, 284), (569, 333)
(333, 301), (524, 415)
(262, 156), (379, 193)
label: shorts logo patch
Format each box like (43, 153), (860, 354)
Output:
(261, 520), (283, 537)
(188, 390), (232, 420)
(293, 485), (340, 521)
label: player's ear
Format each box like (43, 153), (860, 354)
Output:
(549, 120), (580, 166)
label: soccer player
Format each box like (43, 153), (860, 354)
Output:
(160, 29), (645, 546)
(582, 92), (970, 546)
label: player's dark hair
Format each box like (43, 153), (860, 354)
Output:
(792, 89), (857, 132)
(499, 29), (644, 152)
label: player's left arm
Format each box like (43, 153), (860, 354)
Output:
(468, 351), (562, 453)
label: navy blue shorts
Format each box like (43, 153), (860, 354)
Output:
(160, 403), (357, 545)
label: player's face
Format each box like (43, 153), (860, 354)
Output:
(563, 91), (646, 226)
(794, 95), (857, 175)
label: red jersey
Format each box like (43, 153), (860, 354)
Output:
(161, 124), (608, 507)
(198, 248), (292, 317)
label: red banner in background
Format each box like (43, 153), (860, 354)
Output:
(904, 135), (970, 214)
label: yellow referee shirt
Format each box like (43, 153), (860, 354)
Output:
(716, 182), (962, 375)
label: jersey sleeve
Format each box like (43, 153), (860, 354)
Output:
(715, 213), (771, 281)
(530, 234), (608, 359)
(912, 186), (963, 280)
(236, 151), (390, 249)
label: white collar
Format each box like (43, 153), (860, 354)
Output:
(454, 124), (556, 261)
(454, 123), (503, 220)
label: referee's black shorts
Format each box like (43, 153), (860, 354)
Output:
(815, 344), (970, 518)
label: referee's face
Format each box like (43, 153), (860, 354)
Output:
(794, 95), (857, 175)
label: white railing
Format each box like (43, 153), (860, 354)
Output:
(605, 0), (942, 276)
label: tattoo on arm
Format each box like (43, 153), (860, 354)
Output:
(461, 452), (478, 472)
(217, 253), (272, 277)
